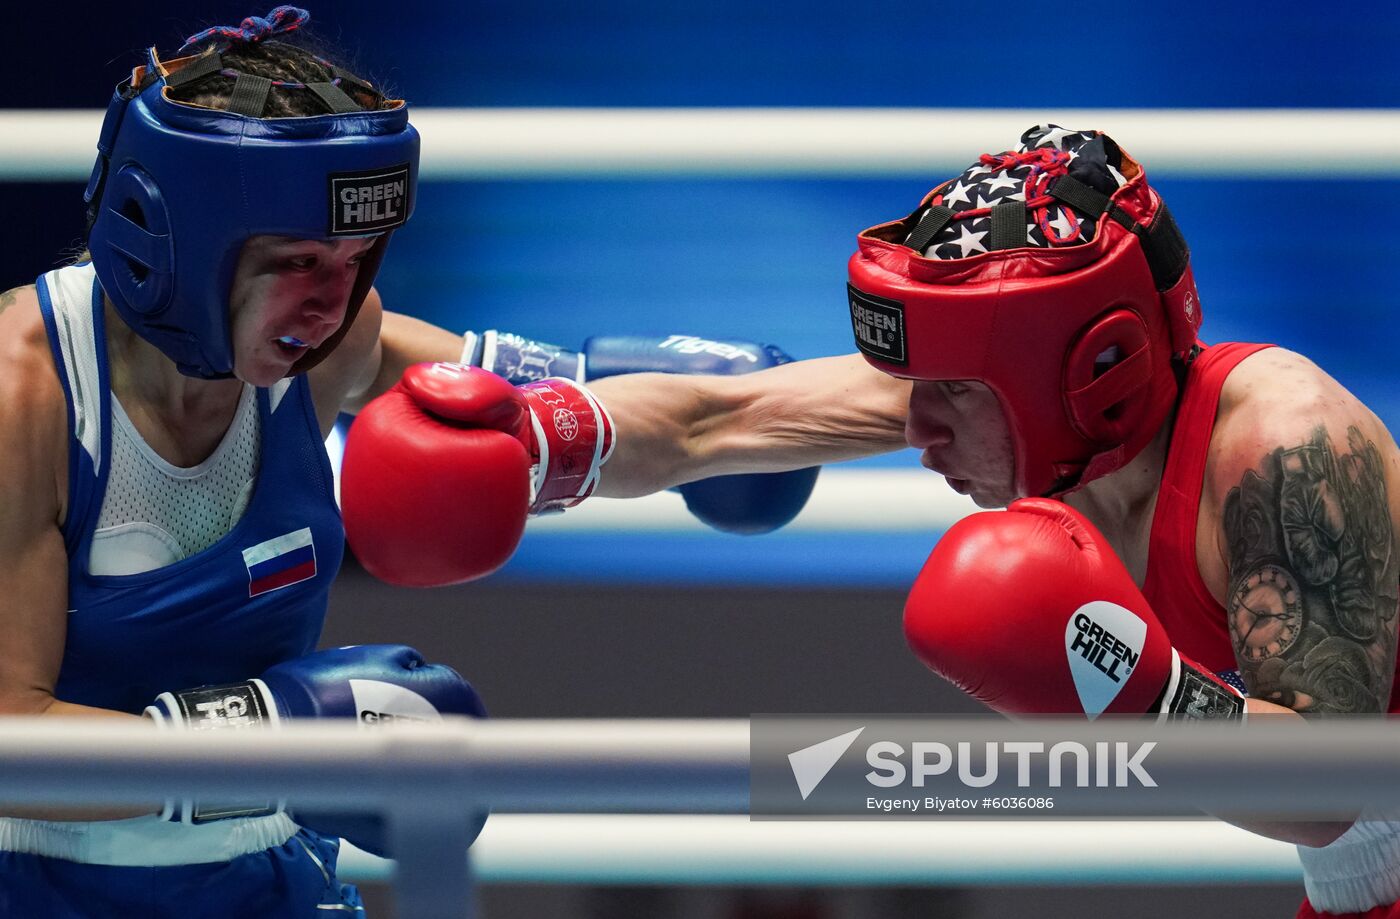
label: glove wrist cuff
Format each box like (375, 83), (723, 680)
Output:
(520, 378), (616, 513)
(1154, 650), (1246, 720)
(462, 329), (585, 384)
(145, 679), (281, 731)
(143, 680), (284, 824)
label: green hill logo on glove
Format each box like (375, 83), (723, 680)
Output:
(1065, 601), (1146, 718)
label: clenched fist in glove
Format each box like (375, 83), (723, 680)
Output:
(904, 498), (1244, 719)
(341, 362), (614, 586)
(146, 644), (487, 856)
(461, 329), (820, 534)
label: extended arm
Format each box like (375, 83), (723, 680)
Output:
(344, 309), (912, 495)
(338, 308), (456, 415)
(589, 353), (911, 497)
(338, 308), (913, 584)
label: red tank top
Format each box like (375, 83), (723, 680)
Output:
(1142, 341), (1400, 713)
(1142, 342), (1273, 674)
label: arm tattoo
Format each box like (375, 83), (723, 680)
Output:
(0, 286), (22, 316)
(1223, 426), (1398, 713)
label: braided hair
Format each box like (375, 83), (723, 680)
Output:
(146, 6), (391, 117)
(70, 7), (393, 266)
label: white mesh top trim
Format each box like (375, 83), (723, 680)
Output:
(270, 377), (292, 413)
(90, 385), (260, 576)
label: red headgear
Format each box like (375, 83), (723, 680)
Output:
(847, 126), (1202, 498)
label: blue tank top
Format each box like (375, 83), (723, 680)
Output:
(37, 264), (344, 713)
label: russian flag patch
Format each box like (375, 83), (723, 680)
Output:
(243, 528), (318, 597)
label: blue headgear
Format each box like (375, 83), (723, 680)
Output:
(84, 33), (419, 379)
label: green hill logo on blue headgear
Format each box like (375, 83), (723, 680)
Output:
(330, 166), (412, 236)
(84, 22), (419, 380)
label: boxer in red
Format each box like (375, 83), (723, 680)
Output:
(859, 127), (1400, 918)
(343, 126), (1399, 917)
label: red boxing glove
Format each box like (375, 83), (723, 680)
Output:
(341, 363), (615, 586)
(905, 498), (1244, 719)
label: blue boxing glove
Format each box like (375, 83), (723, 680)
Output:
(461, 330), (821, 534)
(145, 644), (487, 857)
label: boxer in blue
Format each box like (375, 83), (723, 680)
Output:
(0, 10), (481, 914)
(0, 6), (816, 916)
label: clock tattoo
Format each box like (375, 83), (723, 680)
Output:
(1229, 562), (1303, 662)
(1222, 425), (1399, 713)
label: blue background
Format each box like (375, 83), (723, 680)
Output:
(5, 15), (1388, 909)
(14, 3), (1397, 110)
(7, 1), (1398, 588)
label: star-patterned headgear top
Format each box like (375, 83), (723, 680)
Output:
(846, 125), (1203, 498)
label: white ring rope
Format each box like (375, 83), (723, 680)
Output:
(337, 814), (1303, 886)
(545, 468), (976, 533)
(0, 718), (745, 919)
(5, 716), (1397, 916)
(4, 108), (1400, 180)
